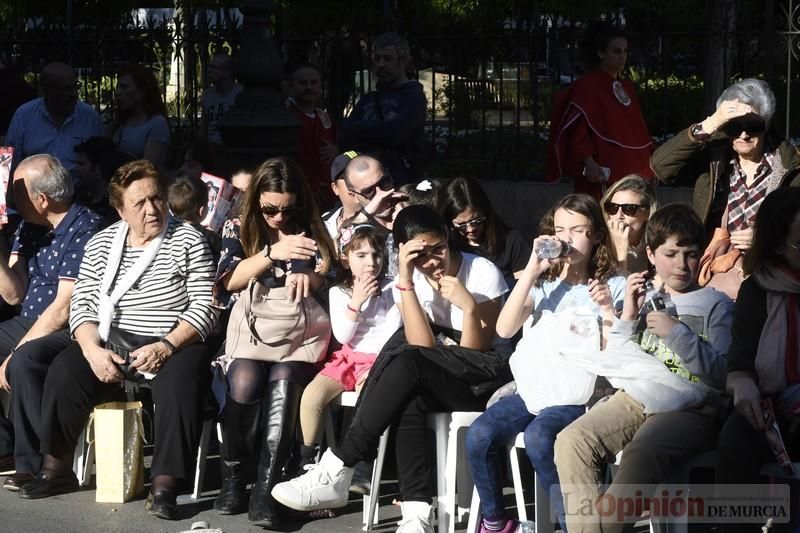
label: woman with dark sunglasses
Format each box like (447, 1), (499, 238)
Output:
(212, 157), (337, 528)
(600, 175), (658, 275)
(443, 176), (532, 285)
(651, 78), (800, 299)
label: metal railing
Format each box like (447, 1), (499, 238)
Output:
(0, 4), (797, 180)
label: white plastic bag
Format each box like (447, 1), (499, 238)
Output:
(561, 333), (709, 413)
(510, 308), (599, 415)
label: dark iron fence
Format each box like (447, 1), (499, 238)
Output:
(1, 3), (798, 181)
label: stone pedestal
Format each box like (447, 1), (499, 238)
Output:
(217, 0), (300, 169)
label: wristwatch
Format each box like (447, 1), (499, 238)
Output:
(690, 123), (711, 141)
(159, 337), (177, 355)
(261, 243), (271, 259)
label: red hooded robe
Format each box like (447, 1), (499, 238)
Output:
(546, 69), (654, 199)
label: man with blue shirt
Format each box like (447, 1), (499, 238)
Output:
(0, 154), (103, 491)
(5, 63), (103, 176)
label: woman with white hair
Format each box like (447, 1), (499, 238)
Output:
(651, 78), (800, 298)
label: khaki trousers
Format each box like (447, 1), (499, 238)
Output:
(554, 391), (719, 533)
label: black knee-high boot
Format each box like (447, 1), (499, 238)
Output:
(214, 396), (260, 515)
(248, 380), (302, 528)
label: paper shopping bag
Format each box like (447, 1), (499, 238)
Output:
(90, 401), (146, 503)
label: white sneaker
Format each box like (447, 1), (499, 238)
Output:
(270, 449), (354, 511)
(396, 501), (434, 533)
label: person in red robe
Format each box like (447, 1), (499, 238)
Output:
(286, 63), (338, 210)
(547, 22), (654, 200)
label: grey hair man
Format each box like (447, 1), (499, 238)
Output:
(0, 154), (103, 491)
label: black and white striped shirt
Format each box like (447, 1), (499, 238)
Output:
(70, 217), (218, 339)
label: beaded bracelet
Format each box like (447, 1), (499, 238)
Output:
(395, 284), (415, 291)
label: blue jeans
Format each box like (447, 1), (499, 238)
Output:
(465, 393), (584, 530)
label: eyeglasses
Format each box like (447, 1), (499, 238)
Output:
(261, 204), (298, 217)
(722, 117), (766, 138)
(348, 175), (394, 201)
(452, 216), (487, 231)
(604, 202), (647, 217)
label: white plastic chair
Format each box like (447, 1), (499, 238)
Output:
(323, 390), (390, 531)
(466, 432), (552, 533)
(428, 411), (484, 533)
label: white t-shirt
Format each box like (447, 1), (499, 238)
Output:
(329, 278), (402, 354)
(394, 252), (508, 333)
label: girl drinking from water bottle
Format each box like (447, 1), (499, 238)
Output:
(466, 193), (625, 533)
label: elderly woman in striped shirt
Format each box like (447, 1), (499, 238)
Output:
(19, 160), (219, 520)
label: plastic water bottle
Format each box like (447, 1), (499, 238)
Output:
(643, 279), (677, 316)
(534, 239), (570, 259)
(517, 520), (537, 533)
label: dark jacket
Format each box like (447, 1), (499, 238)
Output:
(650, 127), (800, 232)
(338, 80), (427, 187)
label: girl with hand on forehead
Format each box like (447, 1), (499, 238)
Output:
(272, 204), (510, 533)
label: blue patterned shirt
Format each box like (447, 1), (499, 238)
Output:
(11, 203), (103, 319)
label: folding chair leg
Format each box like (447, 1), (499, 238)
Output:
(533, 470), (555, 533)
(430, 414), (450, 533)
(509, 446), (528, 522)
(363, 427), (389, 531)
(191, 418), (213, 500)
(467, 486), (482, 533)
(444, 425), (460, 533)
(73, 424), (94, 487)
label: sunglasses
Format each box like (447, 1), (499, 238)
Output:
(604, 202), (647, 217)
(722, 117), (766, 138)
(348, 175), (394, 201)
(452, 216), (487, 230)
(261, 204), (298, 217)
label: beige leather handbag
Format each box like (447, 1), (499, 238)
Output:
(225, 279), (331, 363)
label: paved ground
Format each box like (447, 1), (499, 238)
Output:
(0, 481), (412, 533)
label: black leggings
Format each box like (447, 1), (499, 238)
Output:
(335, 346), (491, 503)
(226, 359), (317, 403)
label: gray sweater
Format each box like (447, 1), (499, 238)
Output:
(611, 287), (735, 391)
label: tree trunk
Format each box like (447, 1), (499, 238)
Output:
(703, 0), (738, 113)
